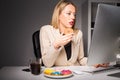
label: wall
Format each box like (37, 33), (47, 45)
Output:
(81, 0), (88, 56)
(0, 0), (88, 67)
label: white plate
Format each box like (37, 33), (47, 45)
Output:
(44, 73), (73, 79)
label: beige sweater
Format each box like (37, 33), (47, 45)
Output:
(40, 25), (87, 67)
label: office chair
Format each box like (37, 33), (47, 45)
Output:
(32, 30), (44, 65)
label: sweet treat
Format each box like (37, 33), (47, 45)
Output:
(64, 28), (73, 35)
(61, 70), (72, 75)
(51, 71), (62, 75)
(44, 68), (55, 75)
(44, 68), (72, 76)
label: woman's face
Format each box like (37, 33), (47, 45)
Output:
(59, 4), (76, 28)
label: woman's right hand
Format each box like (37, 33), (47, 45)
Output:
(54, 33), (74, 49)
(94, 63), (109, 68)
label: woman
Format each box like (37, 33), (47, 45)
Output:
(39, 0), (108, 67)
(40, 0), (87, 67)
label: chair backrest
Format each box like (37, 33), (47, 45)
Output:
(32, 30), (41, 59)
(32, 30), (44, 66)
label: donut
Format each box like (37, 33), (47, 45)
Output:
(61, 70), (72, 75)
(44, 68), (55, 75)
(44, 68), (72, 76)
(51, 71), (62, 76)
(64, 28), (73, 35)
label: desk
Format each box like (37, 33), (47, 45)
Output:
(0, 66), (120, 80)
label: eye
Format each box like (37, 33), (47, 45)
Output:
(73, 12), (76, 16)
(66, 12), (76, 17)
(67, 13), (71, 15)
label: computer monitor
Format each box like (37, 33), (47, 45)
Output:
(87, 4), (120, 66)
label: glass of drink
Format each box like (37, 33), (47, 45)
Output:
(30, 59), (41, 75)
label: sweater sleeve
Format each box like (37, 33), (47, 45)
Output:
(40, 26), (63, 67)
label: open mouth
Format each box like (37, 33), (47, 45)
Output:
(69, 21), (74, 26)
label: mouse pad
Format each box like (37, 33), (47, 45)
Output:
(107, 72), (120, 78)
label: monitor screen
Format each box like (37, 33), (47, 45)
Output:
(87, 4), (120, 66)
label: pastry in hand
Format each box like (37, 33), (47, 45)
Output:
(64, 28), (73, 35)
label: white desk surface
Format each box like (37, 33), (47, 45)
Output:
(0, 66), (120, 80)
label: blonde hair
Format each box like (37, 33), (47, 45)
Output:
(51, 0), (76, 29)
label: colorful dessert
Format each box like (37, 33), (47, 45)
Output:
(44, 68), (72, 76)
(44, 68), (55, 75)
(61, 70), (72, 75)
(51, 71), (62, 75)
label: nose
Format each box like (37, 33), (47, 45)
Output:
(71, 14), (75, 20)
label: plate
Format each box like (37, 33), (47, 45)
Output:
(44, 73), (73, 79)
